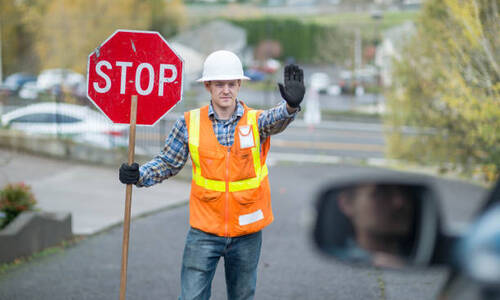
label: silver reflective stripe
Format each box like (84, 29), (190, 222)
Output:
(239, 209), (264, 226)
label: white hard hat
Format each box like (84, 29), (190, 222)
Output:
(197, 50), (250, 82)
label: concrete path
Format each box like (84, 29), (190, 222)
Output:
(0, 149), (190, 235)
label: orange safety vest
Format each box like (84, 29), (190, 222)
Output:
(185, 103), (273, 237)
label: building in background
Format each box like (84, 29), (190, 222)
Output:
(173, 20), (247, 58)
(169, 42), (205, 90)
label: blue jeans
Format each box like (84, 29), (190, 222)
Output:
(179, 227), (262, 300)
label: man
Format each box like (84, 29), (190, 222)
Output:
(119, 50), (305, 299)
(337, 184), (416, 267)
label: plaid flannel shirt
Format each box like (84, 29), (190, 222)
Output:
(137, 99), (297, 187)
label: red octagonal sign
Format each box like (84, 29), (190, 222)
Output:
(87, 30), (183, 125)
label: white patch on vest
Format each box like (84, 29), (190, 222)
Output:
(239, 209), (264, 226)
(238, 125), (255, 149)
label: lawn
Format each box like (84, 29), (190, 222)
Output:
(302, 10), (418, 30)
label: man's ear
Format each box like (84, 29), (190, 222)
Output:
(204, 81), (211, 92)
(237, 79), (241, 87)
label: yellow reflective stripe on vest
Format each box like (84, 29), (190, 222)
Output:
(229, 164), (268, 192)
(189, 108), (226, 192)
(248, 110), (261, 180)
(195, 175), (226, 192)
(189, 108), (202, 178)
(188, 108), (268, 192)
(228, 110), (265, 192)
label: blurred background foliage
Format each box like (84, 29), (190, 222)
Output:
(0, 0), (38, 75)
(0, 0), (186, 75)
(385, 0), (500, 182)
(228, 13), (413, 64)
(0, 0), (410, 75)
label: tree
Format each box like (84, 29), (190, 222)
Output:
(385, 0), (500, 182)
(152, 0), (187, 38)
(0, 0), (38, 76)
(22, 0), (153, 74)
(314, 25), (355, 66)
(22, 0), (186, 74)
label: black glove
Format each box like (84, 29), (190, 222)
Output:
(119, 163), (140, 184)
(278, 64), (305, 108)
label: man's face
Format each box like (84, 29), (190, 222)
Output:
(339, 184), (414, 237)
(204, 80), (241, 110)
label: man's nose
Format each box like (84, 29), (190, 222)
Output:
(222, 84), (230, 93)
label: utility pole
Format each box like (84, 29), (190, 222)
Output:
(351, 27), (362, 106)
(354, 27), (362, 82)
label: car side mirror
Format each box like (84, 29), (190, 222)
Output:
(312, 179), (442, 269)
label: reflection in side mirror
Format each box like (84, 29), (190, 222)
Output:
(313, 181), (440, 269)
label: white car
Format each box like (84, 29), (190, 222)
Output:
(19, 81), (39, 100)
(36, 69), (85, 93)
(309, 72), (330, 94)
(1, 102), (128, 149)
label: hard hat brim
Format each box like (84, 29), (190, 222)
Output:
(197, 75), (251, 82)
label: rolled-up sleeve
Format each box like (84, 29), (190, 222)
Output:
(258, 100), (299, 140)
(136, 117), (189, 187)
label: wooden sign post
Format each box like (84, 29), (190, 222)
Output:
(119, 95), (137, 300)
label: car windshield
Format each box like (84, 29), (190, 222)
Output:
(0, 1), (497, 300)
(9, 113), (81, 124)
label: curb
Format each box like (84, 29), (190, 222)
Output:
(0, 211), (72, 264)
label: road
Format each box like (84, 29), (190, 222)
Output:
(134, 89), (387, 161)
(0, 164), (487, 300)
(134, 117), (386, 162)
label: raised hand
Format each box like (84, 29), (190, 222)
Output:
(278, 64), (305, 108)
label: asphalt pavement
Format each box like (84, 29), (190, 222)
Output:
(0, 149), (488, 299)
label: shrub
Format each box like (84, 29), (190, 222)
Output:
(0, 183), (37, 229)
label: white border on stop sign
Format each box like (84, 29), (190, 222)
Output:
(86, 29), (185, 127)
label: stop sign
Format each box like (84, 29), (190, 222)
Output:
(87, 30), (183, 125)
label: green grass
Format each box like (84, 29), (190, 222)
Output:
(376, 270), (387, 300)
(303, 10), (418, 30)
(321, 109), (382, 122)
(0, 236), (85, 275)
(244, 80), (276, 92)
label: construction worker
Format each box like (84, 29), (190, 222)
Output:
(119, 50), (305, 300)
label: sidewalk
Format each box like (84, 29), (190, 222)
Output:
(0, 149), (190, 235)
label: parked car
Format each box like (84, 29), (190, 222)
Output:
(18, 81), (40, 100)
(244, 68), (267, 81)
(36, 69), (85, 96)
(309, 72), (331, 94)
(1, 102), (128, 149)
(326, 85), (341, 96)
(312, 174), (500, 300)
(2, 72), (37, 93)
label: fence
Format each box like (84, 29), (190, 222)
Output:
(0, 90), (203, 158)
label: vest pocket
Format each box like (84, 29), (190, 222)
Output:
(192, 183), (222, 202)
(229, 148), (257, 182)
(201, 189), (222, 202)
(199, 150), (225, 181)
(233, 188), (258, 205)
